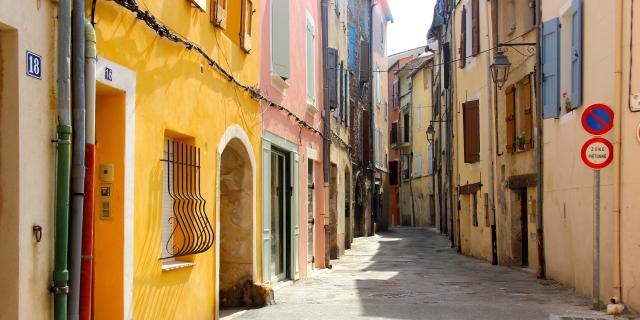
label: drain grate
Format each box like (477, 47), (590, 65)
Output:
(549, 315), (613, 320)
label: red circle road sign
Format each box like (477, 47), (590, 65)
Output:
(581, 104), (614, 136)
(581, 137), (614, 169)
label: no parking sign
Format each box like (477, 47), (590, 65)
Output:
(580, 104), (614, 170)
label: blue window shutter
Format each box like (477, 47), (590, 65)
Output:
(571, 0), (583, 108)
(542, 18), (560, 119)
(349, 26), (357, 69)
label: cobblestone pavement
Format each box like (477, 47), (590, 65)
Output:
(222, 227), (610, 320)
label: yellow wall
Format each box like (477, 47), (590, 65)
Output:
(93, 0), (262, 318)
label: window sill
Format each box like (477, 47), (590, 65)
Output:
(271, 74), (289, 92)
(161, 260), (196, 272)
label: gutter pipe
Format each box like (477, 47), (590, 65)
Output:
(484, 0), (498, 266)
(79, 21), (97, 320)
(321, 0), (332, 268)
(534, 0), (546, 279)
(53, 0), (72, 318)
(369, 1), (376, 235)
(612, 0), (624, 305)
(69, 0), (87, 318)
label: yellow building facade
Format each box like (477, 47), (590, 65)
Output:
(92, 1), (262, 318)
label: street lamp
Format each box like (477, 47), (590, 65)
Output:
(426, 124), (435, 144)
(490, 50), (511, 90)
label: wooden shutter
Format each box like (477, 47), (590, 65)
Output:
(523, 78), (533, 149)
(359, 40), (370, 83)
(505, 86), (516, 153)
(463, 100), (480, 163)
(542, 18), (560, 118)
(391, 122), (398, 145)
(240, 0), (254, 52)
(212, 0), (227, 29)
(306, 19), (316, 104)
(272, 0), (290, 79)
(328, 48), (339, 108)
(389, 161), (399, 186)
(570, 0), (583, 108)
(471, 0), (479, 56)
(443, 42), (451, 88)
(363, 111), (371, 165)
(459, 6), (467, 68)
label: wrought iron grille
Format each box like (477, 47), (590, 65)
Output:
(161, 139), (214, 259)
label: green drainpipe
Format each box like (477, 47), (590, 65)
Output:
(53, 0), (72, 318)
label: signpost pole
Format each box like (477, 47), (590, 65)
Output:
(593, 169), (600, 310)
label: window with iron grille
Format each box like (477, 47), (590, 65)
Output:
(161, 138), (214, 260)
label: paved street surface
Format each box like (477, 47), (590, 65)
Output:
(222, 227), (609, 320)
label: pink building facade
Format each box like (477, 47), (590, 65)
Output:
(259, 0), (326, 284)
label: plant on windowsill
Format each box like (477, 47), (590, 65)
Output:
(515, 132), (527, 151)
(562, 91), (573, 113)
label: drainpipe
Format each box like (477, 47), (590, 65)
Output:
(484, 0), (498, 266)
(369, 1), (376, 235)
(69, 0), (87, 318)
(611, 0), (624, 306)
(321, 0), (332, 268)
(79, 21), (96, 320)
(52, 0), (72, 318)
(534, 0), (546, 279)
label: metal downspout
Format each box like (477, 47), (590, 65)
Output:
(53, 0), (72, 318)
(484, 0), (498, 266)
(69, 0), (87, 318)
(79, 21), (97, 320)
(534, 0), (546, 280)
(369, 1), (376, 235)
(612, 0), (624, 305)
(321, 0), (332, 268)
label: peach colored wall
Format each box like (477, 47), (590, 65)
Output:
(259, 0), (325, 276)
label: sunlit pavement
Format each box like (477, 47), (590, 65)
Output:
(222, 227), (610, 320)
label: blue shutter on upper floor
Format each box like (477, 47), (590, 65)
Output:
(571, 0), (583, 108)
(349, 26), (357, 70)
(542, 18), (560, 119)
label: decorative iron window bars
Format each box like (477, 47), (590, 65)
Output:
(161, 139), (214, 259)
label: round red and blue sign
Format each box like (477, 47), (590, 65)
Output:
(581, 104), (614, 136)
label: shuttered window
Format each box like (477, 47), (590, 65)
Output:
(389, 160), (399, 186)
(348, 26), (357, 69)
(522, 78), (534, 149)
(459, 6), (467, 68)
(359, 40), (370, 83)
(443, 42), (451, 87)
(328, 48), (339, 109)
(542, 18), (560, 118)
(392, 80), (400, 108)
(463, 100), (480, 163)
(415, 153), (422, 177)
(376, 65), (381, 105)
(570, 0), (583, 108)
(391, 122), (398, 145)
(271, 0), (290, 79)
(212, 0), (228, 29)
(306, 17), (316, 105)
(471, 0), (480, 56)
(240, 0), (254, 52)
(506, 86), (516, 153)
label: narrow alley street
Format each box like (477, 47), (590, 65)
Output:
(224, 228), (607, 320)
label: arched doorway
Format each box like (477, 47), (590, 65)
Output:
(217, 133), (255, 314)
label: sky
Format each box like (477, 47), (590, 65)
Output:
(386, 0), (437, 56)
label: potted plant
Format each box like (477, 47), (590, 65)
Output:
(562, 91), (572, 112)
(515, 132), (526, 151)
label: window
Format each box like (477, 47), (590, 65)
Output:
(471, 0), (479, 56)
(391, 122), (398, 145)
(392, 80), (400, 108)
(462, 100), (480, 163)
(306, 14), (316, 107)
(542, 0), (583, 118)
(389, 161), (399, 186)
(459, 0), (479, 68)
(423, 67), (429, 90)
(401, 154), (410, 180)
(328, 48), (339, 109)
(403, 112), (410, 143)
(417, 108), (422, 129)
(505, 85), (516, 153)
(458, 5), (466, 68)
(240, 0), (254, 52)
(212, 0), (228, 28)
(161, 138), (214, 260)
(272, 0), (290, 79)
(415, 153), (422, 177)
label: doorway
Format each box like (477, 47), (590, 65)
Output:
(93, 82), (126, 320)
(270, 150), (290, 282)
(329, 164), (338, 259)
(519, 188), (529, 267)
(307, 159), (315, 272)
(344, 171), (351, 250)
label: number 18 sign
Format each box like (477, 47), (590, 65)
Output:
(26, 51), (42, 80)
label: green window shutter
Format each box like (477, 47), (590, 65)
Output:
(272, 0), (290, 79)
(306, 20), (316, 104)
(328, 48), (338, 108)
(542, 18), (560, 119)
(291, 153), (300, 280)
(570, 0), (583, 108)
(261, 141), (272, 283)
